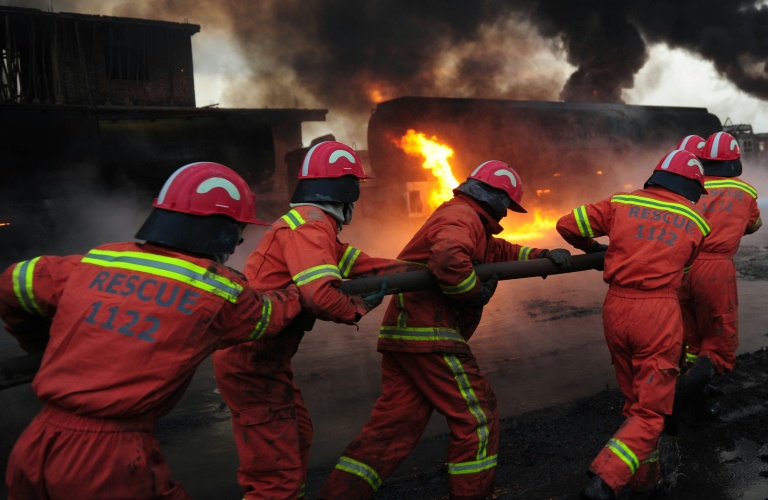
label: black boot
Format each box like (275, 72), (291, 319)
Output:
(674, 356), (716, 408)
(580, 475), (616, 500)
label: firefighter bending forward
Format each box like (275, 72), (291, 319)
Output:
(675, 132), (761, 416)
(556, 150), (710, 500)
(212, 141), (410, 499)
(318, 161), (574, 500)
(1, 162), (303, 499)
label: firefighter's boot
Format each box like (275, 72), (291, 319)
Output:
(673, 356), (715, 410)
(580, 475), (616, 500)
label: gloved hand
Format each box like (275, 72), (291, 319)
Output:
(362, 280), (388, 313)
(463, 273), (500, 308)
(543, 248), (573, 270)
(587, 242), (609, 254)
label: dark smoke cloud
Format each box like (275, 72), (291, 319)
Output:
(12, 1), (768, 110)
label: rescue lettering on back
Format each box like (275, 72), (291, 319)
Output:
(84, 270), (202, 343)
(88, 270), (201, 314)
(613, 194), (710, 247)
(699, 188), (743, 214)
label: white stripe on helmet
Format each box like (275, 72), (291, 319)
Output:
(494, 169), (517, 186)
(157, 162), (207, 204)
(301, 142), (328, 177)
(197, 177), (241, 200)
(660, 150), (681, 169)
(471, 161), (495, 176)
(710, 132), (723, 157)
(329, 150), (357, 164)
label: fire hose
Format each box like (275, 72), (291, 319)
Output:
(0, 252), (605, 390)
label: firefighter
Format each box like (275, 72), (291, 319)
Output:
(556, 150), (710, 500)
(676, 131), (762, 418)
(317, 161), (574, 500)
(212, 141), (410, 500)
(1, 162), (303, 499)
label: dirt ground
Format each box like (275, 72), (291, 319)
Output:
(303, 245), (768, 500)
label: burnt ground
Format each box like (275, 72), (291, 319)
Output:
(304, 246), (768, 500)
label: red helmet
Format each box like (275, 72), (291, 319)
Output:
(154, 161), (267, 225)
(702, 132), (740, 161)
(468, 160), (526, 213)
(645, 149), (708, 202)
(298, 141), (372, 180)
(291, 141), (371, 203)
(137, 162), (267, 257)
(676, 135), (706, 158)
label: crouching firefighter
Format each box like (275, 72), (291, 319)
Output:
(1, 162), (303, 499)
(318, 160), (574, 500)
(556, 150), (710, 500)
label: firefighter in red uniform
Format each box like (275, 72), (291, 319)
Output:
(212, 141), (409, 500)
(556, 150), (710, 500)
(1, 162), (303, 500)
(318, 161), (574, 500)
(675, 131), (761, 418)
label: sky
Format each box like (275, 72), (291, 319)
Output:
(3, 0), (768, 148)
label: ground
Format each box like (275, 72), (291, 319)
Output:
(303, 245), (768, 500)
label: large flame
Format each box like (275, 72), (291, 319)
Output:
(396, 129), (558, 241)
(397, 129), (459, 210)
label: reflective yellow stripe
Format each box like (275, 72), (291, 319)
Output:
(335, 456), (382, 491)
(379, 326), (465, 343)
(704, 179), (758, 198)
(606, 438), (639, 474)
(292, 264), (342, 286)
(751, 217), (762, 231)
(12, 257), (44, 315)
(281, 209), (306, 230)
(518, 246), (533, 260)
(574, 205), (595, 238)
(444, 354), (490, 460)
(684, 265), (691, 274)
(441, 270), (477, 295)
(338, 247), (361, 278)
(448, 454), (498, 475)
(642, 449), (660, 464)
(396, 293), (407, 327)
(81, 249), (243, 303)
(250, 296), (272, 340)
(611, 194), (710, 236)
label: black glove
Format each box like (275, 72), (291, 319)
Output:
(463, 273), (500, 308)
(587, 242), (609, 254)
(543, 248), (573, 270)
(362, 280), (388, 313)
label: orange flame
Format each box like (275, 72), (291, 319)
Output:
(396, 130), (558, 241)
(397, 129), (459, 210)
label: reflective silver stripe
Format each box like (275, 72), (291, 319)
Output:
(704, 179), (757, 198)
(396, 293), (407, 327)
(606, 438), (639, 474)
(574, 205), (595, 238)
(81, 249), (243, 303)
(12, 257), (44, 315)
(611, 194), (710, 236)
(292, 264), (342, 286)
(379, 326), (465, 343)
(282, 209), (306, 230)
(448, 454), (498, 475)
(444, 354), (490, 460)
(338, 246), (361, 278)
(250, 296), (272, 340)
(440, 270), (477, 295)
(335, 456), (382, 491)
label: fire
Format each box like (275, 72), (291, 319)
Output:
(0, 222), (9, 227)
(397, 129), (459, 210)
(395, 129), (559, 241)
(498, 209), (558, 242)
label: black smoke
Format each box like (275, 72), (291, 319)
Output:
(39, 1), (768, 108)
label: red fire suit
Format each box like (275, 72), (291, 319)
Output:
(557, 186), (709, 495)
(0, 242), (301, 500)
(679, 176), (761, 373)
(212, 205), (409, 500)
(318, 193), (549, 500)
